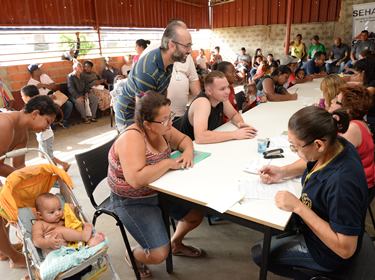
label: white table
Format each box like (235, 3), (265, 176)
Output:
(149, 78), (325, 279)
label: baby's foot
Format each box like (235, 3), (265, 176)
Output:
(82, 223), (93, 242)
(88, 231), (105, 247)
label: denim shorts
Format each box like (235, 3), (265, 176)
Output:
(110, 192), (191, 252)
(38, 136), (54, 159)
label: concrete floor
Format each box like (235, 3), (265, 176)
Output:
(2, 114), (375, 280)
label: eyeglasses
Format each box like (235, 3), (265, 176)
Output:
(172, 41), (193, 50)
(149, 112), (176, 126)
(332, 96), (342, 106)
(289, 139), (326, 153)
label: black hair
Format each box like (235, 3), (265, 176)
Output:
(288, 107), (349, 146)
(84, 60), (94, 67)
(313, 51), (325, 61)
(135, 91), (171, 127)
(296, 68), (305, 75)
(211, 62), (218, 71)
(136, 39), (151, 50)
(276, 59), (280, 66)
(255, 55), (263, 61)
(241, 47), (246, 51)
(362, 30), (369, 34)
(169, 18), (186, 25)
(21, 85), (39, 98)
(24, 95), (62, 122)
(353, 57), (375, 86)
(215, 46), (220, 50)
(114, 75), (125, 84)
(296, 34), (302, 38)
(270, 61), (278, 68)
(270, 65), (292, 77)
(268, 54), (273, 57)
(215, 61), (233, 73)
(254, 48), (262, 57)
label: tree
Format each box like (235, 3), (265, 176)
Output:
(58, 34), (95, 58)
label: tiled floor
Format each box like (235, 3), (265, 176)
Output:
(2, 115), (375, 280)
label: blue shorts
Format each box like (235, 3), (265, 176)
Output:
(110, 192), (191, 252)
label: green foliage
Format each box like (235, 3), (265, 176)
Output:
(58, 34), (95, 58)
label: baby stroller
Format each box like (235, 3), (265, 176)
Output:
(0, 148), (120, 280)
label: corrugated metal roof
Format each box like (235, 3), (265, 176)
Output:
(212, 0), (342, 28)
(1, 0), (210, 29)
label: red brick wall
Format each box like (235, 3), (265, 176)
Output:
(4, 50), (206, 110)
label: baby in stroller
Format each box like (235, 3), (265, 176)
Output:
(32, 193), (105, 255)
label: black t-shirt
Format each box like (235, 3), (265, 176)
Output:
(256, 76), (274, 92)
(180, 90), (223, 141)
(366, 80), (375, 119)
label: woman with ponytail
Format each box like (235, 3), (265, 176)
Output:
(252, 106), (368, 278)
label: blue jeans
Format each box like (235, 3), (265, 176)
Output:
(250, 68), (257, 77)
(251, 234), (333, 280)
(325, 60), (345, 74)
(62, 100), (73, 122)
(345, 60), (355, 74)
(110, 192), (191, 252)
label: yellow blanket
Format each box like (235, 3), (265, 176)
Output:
(63, 203), (85, 249)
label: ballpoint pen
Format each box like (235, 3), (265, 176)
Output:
(238, 194), (246, 205)
(260, 159), (273, 178)
(295, 87), (299, 94)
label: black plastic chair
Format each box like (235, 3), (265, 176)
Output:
(75, 137), (141, 279)
(294, 232), (375, 280)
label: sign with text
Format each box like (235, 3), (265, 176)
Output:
(352, 2), (375, 46)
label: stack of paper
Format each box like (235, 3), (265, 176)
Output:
(206, 188), (245, 213)
(237, 178), (296, 200)
(92, 85), (105, 90)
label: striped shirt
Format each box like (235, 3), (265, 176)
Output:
(0, 82), (14, 109)
(115, 47), (173, 125)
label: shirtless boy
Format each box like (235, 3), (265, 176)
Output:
(32, 193), (105, 255)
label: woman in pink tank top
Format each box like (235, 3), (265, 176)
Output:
(329, 84), (375, 189)
(108, 91), (204, 277)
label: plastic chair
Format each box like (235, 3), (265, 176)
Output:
(108, 84), (115, 127)
(294, 232), (375, 280)
(75, 137), (141, 280)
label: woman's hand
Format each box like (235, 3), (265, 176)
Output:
(175, 151), (194, 170)
(258, 165), (284, 184)
(275, 191), (302, 212)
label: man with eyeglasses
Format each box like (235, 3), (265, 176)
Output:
(140, 18), (201, 131)
(115, 21), (193, 133)
(301, 51), (327, 78)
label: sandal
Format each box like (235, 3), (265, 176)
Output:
(124, 254), (151, 278)
(172, 245), (202, 258)
(84, 119), (91, 124)
(88, 118), (98, 122)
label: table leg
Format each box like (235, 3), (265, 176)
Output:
(159, 193), (173, 274)
(259, 227), (272, 280)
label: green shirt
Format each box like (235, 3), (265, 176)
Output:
(308, 44), (326, 59)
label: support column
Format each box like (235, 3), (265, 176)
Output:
(285, 0), (293, 55)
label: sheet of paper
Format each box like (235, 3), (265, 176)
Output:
(206, 188), (245, 213)
(92, 85), (104, 90)
(237, 178), (296, 200)
(270, 136), (290, 148)
(244, 158), (285, 174)
(325, 60), (335, 64)
(296, 96), (311, 102)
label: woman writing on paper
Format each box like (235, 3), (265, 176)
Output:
(252, 106), (368, 278)
(108, 91), (204, 277)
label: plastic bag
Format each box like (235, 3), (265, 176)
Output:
(85, 98), (92, 117)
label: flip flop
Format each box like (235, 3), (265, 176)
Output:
(88, 118), (98, 122)
(172, 245), (202, 258)
(10, 259), (27, 268)
(124, 254), (151, 278)
(64, 163), (71, 172)
(84, 119), (91, 124)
